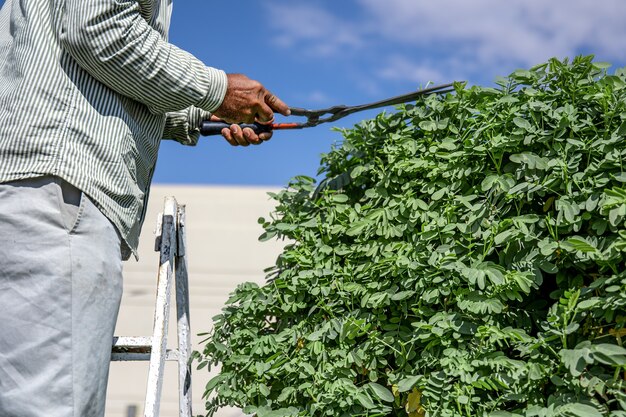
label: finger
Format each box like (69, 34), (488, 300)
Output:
(255, 102), (275, 125)
(231, 124), (249, 147)
(265, 92), (290, 116)
(221, 127), (238, 146)
(254, 114), (274, 125)
(259, 131), (273, 142)
(242, 128), (262, 145)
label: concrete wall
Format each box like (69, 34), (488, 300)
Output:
(104, 184), (285, 417)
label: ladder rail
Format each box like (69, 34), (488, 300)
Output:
(144, 205), (174, 417)
(111, 196), (192, 417)
(175, 206), (192, 417)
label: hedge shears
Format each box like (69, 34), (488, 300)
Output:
(199, 82), (456, 136)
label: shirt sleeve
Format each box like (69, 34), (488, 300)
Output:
(55, 0), (227, 115)
(163, 106), (212, 146)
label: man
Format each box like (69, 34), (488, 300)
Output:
(0, 0), (289, 416)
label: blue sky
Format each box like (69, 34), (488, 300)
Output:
(155, 0), (626, 186)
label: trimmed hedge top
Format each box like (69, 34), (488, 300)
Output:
(198, 56), (626, 417)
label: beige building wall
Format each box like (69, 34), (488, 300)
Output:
(105, 184), (286, 417)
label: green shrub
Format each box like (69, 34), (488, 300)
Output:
(197, 56), (626, 417)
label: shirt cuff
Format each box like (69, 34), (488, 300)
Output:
(195, 67), (228, 112)
(163, 107), (212, 146)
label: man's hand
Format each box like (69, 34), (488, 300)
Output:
(212, 74), (290, 146)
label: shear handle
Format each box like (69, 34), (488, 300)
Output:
(199, 122), (273, 136)
(199, 121), (305, 136)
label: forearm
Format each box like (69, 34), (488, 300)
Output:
(56, 0), (226, 114)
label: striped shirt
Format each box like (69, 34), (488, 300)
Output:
(0, 0), (227, 259)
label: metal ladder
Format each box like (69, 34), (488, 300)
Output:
(111, 197), (192, 417)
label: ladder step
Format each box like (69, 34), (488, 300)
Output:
(112, 337), (179, 361)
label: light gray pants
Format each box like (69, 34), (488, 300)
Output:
(0, 176), (123, 417)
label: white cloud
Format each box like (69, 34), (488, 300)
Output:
(265, 0), (626, 84)
(378, 56), (447, 85)
(295, 90), (334, 106)
(358, 0), (626, 67)
(264, 3), (363, 57)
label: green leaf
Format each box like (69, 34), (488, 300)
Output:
(509, 152), (547, 169)
(301, 363), (315, 375)
(614, 172), (626, 183)
(577, 298), (600, 309)
(300, 218), (318, 228)
(513, 117), (532, 131)
(346, 221), (369, 236)
(562, 403), (603, 417)
(205, 374), (226, 393)
(330, 194), (349, 203)
(258, 383), (271, 396)
(391, 290), (416, 301)
(257, 407), (300, 417)
(592, 343), (626, 366)
(276, 387), (296, 402)
(356, 392), (376, 409)
(351, 165), (367, 178)
(593, 61), (611, 69)
(397, 375), (421, 393)
(555, 198), (580, 223)
(419, 120), (437, 131)
(213, 342), (227, 352)
(562, 236), (598, 253)
(258, 230), (277, 242)
(494, 229), (515, 245)
(431, 188), (446, 201)
(560, 346), (593, 377)
(367, 382), (394, 402)
(275, 223), (298, 232)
